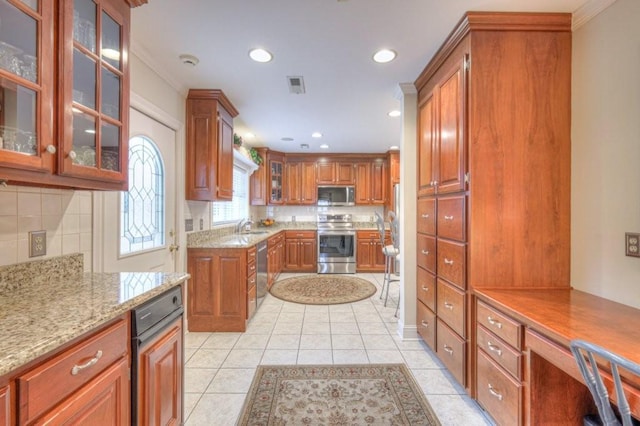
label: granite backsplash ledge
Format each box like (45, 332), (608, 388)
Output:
(0, 253), (84, 292)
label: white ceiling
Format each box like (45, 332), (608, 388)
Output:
(131, 0), (588, 154)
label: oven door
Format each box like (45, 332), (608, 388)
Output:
(317, 231), (356, 263)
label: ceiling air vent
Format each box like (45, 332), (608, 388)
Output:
(287, 76), (305, 94)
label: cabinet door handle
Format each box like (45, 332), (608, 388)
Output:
(46, 145), (57, 154)
(421, 286), (429, 292)
(421, 320), (429, 328)
(443, 215), (454, 220)
(444, 302), (454, 310)
(443, 345), (454, 355)
(71, 350), (103, 375)
(421, 250), (429, 255)
(488, 384), (504, 401)
(487, 342), (503, 356)
(68, 150), (77, 160)
(421, 214), (430, 218)
(444, 258), (454, 265)
(487, 316), (503, 329)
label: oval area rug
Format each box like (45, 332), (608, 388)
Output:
(270, 275), (377, 305)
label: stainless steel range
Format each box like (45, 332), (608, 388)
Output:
(317, 214), (356, 274)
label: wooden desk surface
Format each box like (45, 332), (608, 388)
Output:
(473, 288), (640, 368)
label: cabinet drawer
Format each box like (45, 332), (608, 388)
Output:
(437, 196), (465, 242)
(417, 235), (436, 274)
(247, 272), (257, 289)
(477, 350), (522, 426)
(416, 267), (436, 311)
(476, 301), (522, 349)
(247, 261), (257, 276)
(247, 285), (257, 320)
(17, 316), (129, 423)
(417, 198), (436, 235)
(437, 239), (466, 289)
(477, 325), (522, 380)
(285, 230), (316, 239)
(437, 279), (466, 338)
(247, 246), (257, 265)
(436, 319), (466, 387)
(357, 230), (380, 241)
(416, 300), (436, 350)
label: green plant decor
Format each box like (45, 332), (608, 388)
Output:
(249, 147), (264, 165)
(233, 133), (243, 146)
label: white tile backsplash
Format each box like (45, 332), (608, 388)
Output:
(0, 185), (93, 271)
(251, 205), (383, 223)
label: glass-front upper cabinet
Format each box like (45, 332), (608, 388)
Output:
(0, 0), (54, 172)
(270, 159), (283, 204)
(59, 0), (129, 184)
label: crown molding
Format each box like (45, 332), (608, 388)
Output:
(130, 40), (188, 96)
(572, 0), (618, 31)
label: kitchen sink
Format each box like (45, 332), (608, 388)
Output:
(243, 230), (269, 235)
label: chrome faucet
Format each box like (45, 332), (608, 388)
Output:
(236, 218), (254, 234)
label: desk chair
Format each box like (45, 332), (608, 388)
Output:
(374, 212), (399, 316)
(570, 339), (640, 426)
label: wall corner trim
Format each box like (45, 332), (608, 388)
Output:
(572, 0), (618, 31)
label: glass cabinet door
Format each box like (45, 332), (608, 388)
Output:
(61, 0), (128, 182)
(0, 0), (54, 171)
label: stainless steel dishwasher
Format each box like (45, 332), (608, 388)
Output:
(256, 241), (268, 307)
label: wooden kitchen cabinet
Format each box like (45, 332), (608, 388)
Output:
(186, 89), (239, 201)
(1, 384), (9, 426)
(268, 153), (285, 204)
(414, 11), (571, 401)
(356, 230), (388, 272)
(267, 232), (285, 287)
(0, 0), (135, 190)
(250, 147), (269, 205)
(187, 247), (248, 331)
(284, 230), (316, 272)
(285, 161), (317, 204)
(355, 160), (386, 205)
(16, 315), (130, 425)
(316, 160), (354, 184)
(136, 316), (183, 426)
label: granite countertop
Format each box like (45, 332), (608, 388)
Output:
(0, 271), (189, 377)
(187, 221), (380, 249)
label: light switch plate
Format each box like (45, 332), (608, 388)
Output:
(29, 230), (46, 257)
(625, 232), (640, 257)
(185, 219), (193, 232)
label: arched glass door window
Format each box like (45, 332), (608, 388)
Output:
(120, 135), (165, 255)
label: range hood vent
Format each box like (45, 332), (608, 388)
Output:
(287, 76), (306, 94)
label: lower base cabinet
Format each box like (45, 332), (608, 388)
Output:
(476, 350), (522, 426)
(356, 230), (388, 272)
(135, 316), (183, 426)
(284, 231), (317, 272)
(1, 385), (9, 425)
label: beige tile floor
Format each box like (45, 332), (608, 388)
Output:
(183, 273), (494, 425)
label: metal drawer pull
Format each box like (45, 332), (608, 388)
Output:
(488, 384), (504, 401)
(487, 342), (503, 356)
(421, 320), (429, 328)
(444, 258), (454, 265)
(444, 302), (454, 310)
(421, 250), (430, 255)
(444, 215), (454, 220)
(421, 286), (429, 291)
(487, 316), (503, 329)
(443, 345), (454, 355)
(421, 214), (430, 218)
(71, 350), (103, 376)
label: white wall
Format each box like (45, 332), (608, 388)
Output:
(572, 0), (640, 308)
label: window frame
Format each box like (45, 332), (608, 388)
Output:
(211, 149), (259, 226)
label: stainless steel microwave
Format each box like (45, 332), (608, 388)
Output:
(317, 186), (355, 206)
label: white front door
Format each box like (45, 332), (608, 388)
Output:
(99, 107), (177, 272)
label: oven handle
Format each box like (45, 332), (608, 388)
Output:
(133, 306), (184, 347)
(317, 231), (356, 236)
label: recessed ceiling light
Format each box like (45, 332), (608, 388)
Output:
(281, 137), (294, 142)
(388, 110), (401, 117)
(249, 48), (273, 63)
(373, 49), (397, 64)
(244, 132), (255, 140)
(311, 132), (323, 138)
(320, 144), (329, 149)
(390, 145), (399, 150)
(300, 144), (310, 149)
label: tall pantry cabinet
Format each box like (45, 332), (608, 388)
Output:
(415, 12), (571, 397)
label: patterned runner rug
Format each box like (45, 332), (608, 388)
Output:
(237, 364), (441, 425)
(269, 275), (377, 305)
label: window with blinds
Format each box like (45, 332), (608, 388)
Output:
(212, 165), (249, 224)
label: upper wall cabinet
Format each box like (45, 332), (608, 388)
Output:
(186, 89), (239, 201)
(0, 0), (133, 190)
(316, 160), (354, 185)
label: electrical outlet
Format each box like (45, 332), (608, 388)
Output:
(625, 233), (640, 257)
(185, 219), (193, 232)
(29, 230), (46, 257)
(199, 218), (204, 230)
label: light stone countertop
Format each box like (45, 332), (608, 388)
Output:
(0, 271), (189, 378)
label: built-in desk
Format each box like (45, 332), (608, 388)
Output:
(474, 288), (640, 425)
